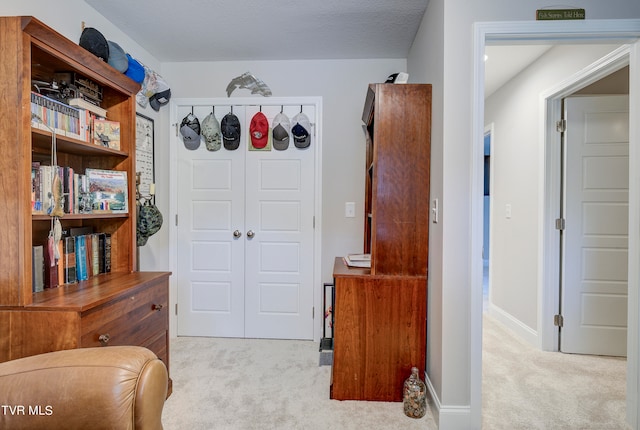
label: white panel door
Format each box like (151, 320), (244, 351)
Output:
(177, 106), (246, 337)
(561, 95), (629, 356)
(244, 105), (316, 340)
(176, 103), (316, 340)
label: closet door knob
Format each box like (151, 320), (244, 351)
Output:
(233, 230), (242, 238)
(246, 230), (255, 238)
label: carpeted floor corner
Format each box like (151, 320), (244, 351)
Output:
(162, 336), (436, 430)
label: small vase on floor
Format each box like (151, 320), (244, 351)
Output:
(403, 367), (427, 418)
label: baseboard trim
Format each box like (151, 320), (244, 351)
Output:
(425, 373), (474, 429)
(487, 303), (539, 348)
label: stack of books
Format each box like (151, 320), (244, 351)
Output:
(30, 92), (120, 150)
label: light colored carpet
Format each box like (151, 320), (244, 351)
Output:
(161, 336), (437, 430)
(162, 315), (629, 429)
(482, 314), (629, 429)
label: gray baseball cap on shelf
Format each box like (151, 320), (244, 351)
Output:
(107, 40), (128, 73)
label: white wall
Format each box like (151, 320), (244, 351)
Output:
(408, 0), (640, 428)
(485, 43), (623, 334)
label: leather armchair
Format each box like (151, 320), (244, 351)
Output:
(0, 346), (168, 430)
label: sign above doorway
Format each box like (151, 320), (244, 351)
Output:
(536, 8), (586, 20)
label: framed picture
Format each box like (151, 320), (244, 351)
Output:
(86, 168), (129, 213)
(135, 113), (155, 202)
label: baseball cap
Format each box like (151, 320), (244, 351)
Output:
(137, 201), (163, 246)
(149, 89), (171, 111)
(201, 112), (222, 151)
(291, 112), (311, 148)
(107, 41), (128, 73)
(143, 68), (172, 111)
(221, 113), (241, 150)
(249, 112), (269, 149)
(125, 54), (145, 83)
(180, 114), (201, 150)
(79, 27), (109, 62)
(272, 112), (290, 150)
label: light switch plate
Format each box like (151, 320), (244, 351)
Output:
(345, 202), (355, 218)
(431, 198), (439, 223)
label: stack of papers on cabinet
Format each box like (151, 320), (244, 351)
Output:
(344, 253), (371, 268)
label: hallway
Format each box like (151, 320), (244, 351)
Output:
(482, 313), (628, 429)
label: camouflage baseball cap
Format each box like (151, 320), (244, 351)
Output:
(137, 201), (163, 246)
(201, 112), (221, 151)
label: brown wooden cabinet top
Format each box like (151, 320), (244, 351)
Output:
(26, 272), (171, 312)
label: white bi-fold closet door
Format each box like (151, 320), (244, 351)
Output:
(173, 100), (319, 340)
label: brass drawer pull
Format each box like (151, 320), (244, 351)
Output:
(98, 333), (111, 345)
(152, 304), (164, 311)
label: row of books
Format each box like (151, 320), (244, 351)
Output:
(31, 164), (129, 215)
(32, 232), (112, 292)
(30, 91), (120, 150)
(32, 163), (86, 215)
(31, 91), (83, 138)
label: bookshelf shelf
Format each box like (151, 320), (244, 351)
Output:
(31, 128), (128, 157)
(32, 213), (129, 221)
(0, 17), (170, 390)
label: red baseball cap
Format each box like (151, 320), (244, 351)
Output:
(250, 112), (269, 149)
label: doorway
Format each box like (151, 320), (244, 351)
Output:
(483, 125), (492, 312)
(483, 45), (628, 390)
(474, 21), (640, 429)
(170, 97), (323, 341)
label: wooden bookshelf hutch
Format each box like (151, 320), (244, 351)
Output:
(330, 83), (431, 401)
(0, 16), (171, 390)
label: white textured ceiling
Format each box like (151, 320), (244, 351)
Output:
(84, 0), (430, 62)
(83, 0), (550, 95)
